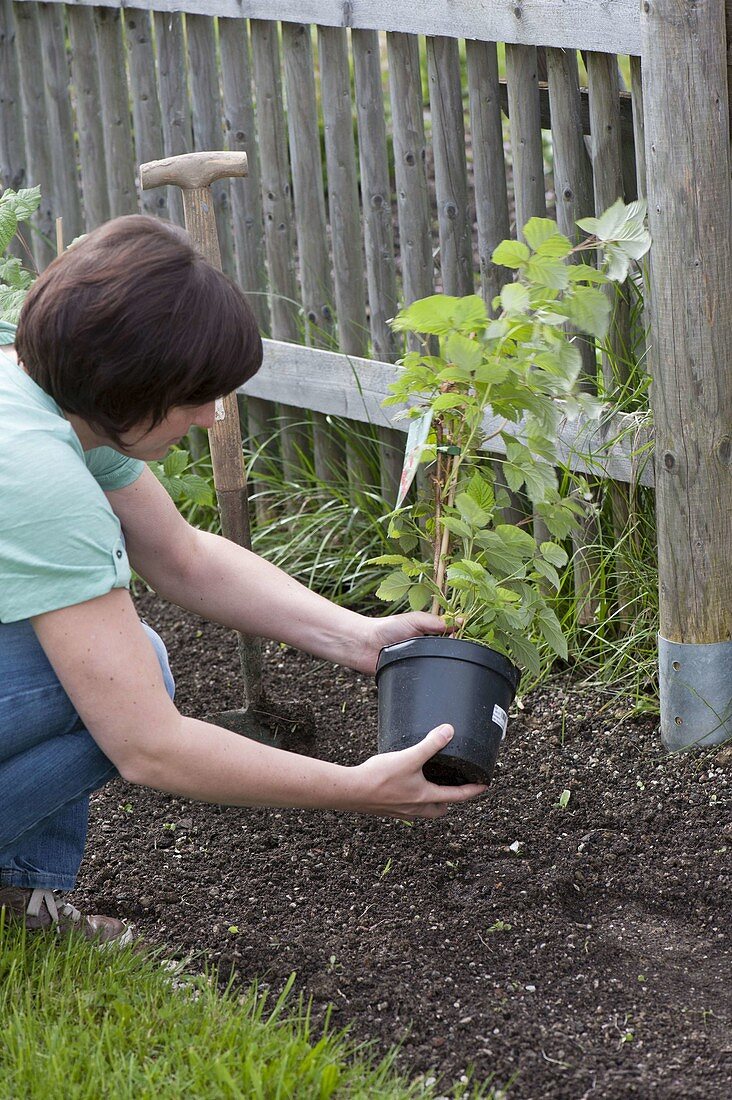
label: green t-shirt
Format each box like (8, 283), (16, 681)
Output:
(0, 325), (145, 622)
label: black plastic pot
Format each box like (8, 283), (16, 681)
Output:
(375, 636), (521, 786)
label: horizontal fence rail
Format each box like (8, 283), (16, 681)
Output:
(246, 341), (655, 488)
(11, 0), (643, 54)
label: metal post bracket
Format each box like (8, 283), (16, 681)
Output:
(659, 635), (732, 751)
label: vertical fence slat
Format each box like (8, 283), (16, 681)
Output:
(426, 35), (473, 297)
(546, 46), (601, 624)
(282, 23), (334, 346)
(219, 17), (276, 522)
(250, 19), (309, 482)
(219, 17), (270, 332)
(465, 38), (511, 308)
(387, 32), (433, 309)
(124, 8), (168, 220)
(11, 3), (55, 268)
(0, 0), (26, 194)
(67, 7), (110, 231)
(37, 2), (83, 244)
(318, 24), (375, 495)
(187, 13), (236, 278)
(630, 56), (646, 200)
(353, 27), (402, 503)
(505, 43), (547, 234)
(153, 11), (192, 227)
(94, 6), (137, 218)
(586, 50), (631, 389)
(282, 22), (344, 485)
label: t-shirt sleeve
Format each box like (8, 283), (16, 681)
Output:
(0, 437), (135, 622)
(85, 446), (145, 492)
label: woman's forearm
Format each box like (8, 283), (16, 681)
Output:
(156, 528), (369, 667)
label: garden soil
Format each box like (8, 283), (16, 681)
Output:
(75, 592), (732, 1099)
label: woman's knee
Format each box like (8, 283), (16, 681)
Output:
(140, 622), (175, 700)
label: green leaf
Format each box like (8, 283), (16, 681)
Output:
(540, 541), (569, 568)
(0, 205), (18, 256)
(179, 475), (214, 507)
(163, 449), (190, 477)
(391, 294), (486, 336)
(368, 553), (416, 566)
(475, 531), (525, 576)
(408, 583), (432, 612)
(500, 281), (531, 316)
(496, 524), (537, 558)
(506, 632), (541, 676)
(523, 217), (565, 252)
(447, 559), (488, 584)
(452, 294), (488, 330)
(0, 285), (27, 324)
(455, 491), (491, 528)
(444, 330), (483, 373)
(525, 254), (569, 291)
(9, 186), (41, 222)
(536, 607), (568, 659)
(465, 472), (494, 514)
(375, 570), (413, 603)
(565, 285), (611, 338)
(532, 558), (561, 590)
(491, 239), (530, 269)
(431, 393), (468, 412)
(440, 515), (473, 539)
(535, 233), (573, 260)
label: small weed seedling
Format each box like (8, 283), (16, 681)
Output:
(557, 789), (572, 809)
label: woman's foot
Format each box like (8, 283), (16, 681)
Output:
(0, 886), (134, 945)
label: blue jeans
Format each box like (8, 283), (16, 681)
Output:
(0, 618), (174, 892)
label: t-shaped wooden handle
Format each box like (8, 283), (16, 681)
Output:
(139, 151), (248, 192)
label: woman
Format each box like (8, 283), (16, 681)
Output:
(0, 216), (485, 943)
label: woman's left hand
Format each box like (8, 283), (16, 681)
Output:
(353, 611), (453, 675)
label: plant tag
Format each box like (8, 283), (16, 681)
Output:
(395, 408), (433, 509)
(492, 704), (508, 740)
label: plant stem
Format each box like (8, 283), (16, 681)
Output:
(431, 452), (459, 614)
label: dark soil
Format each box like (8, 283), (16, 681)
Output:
(75, 591), (732, 1099)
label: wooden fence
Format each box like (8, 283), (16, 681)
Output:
(2, 1), (732, 745)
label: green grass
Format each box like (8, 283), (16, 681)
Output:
(0, 920), (499, 1099)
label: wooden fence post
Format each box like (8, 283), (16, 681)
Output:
(642, 0), (732, 749)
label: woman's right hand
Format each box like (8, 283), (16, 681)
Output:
(349, 724), (488, 820)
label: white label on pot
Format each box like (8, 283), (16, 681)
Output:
(492, 704), (508, 740)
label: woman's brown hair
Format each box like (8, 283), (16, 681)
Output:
(15, 215), (263, 443)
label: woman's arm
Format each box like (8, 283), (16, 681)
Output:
(110, 468), (446, 673)
(31, 588), (485, 819)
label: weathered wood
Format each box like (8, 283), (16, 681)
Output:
(587, 50), (631, 390)
(124, 8), (168, 220)
(546, 46), (601, 622)
(219, 17), (275, 523)
(317, 26), (368, 357)
(281, 22), (343, 486)
(249, 19), (309, 482)
(153, 11), (192, 226)
(466, 39), (511, 308)
(352, 27), (402, 502)
(505, 44), (546, 235)
(630, 56), (646, 200)
(219, 17), (270, 333)
(242, 340), (656, 488)
(642, 0), (732, 645)
(94, 6), (137, 217)
(37, 3), (84, 242)
(387, 32), (433, 308)
(282, 23), (334, 347)
(17, 0), (643, 55)
(426, 36), (473, 297)
(11, 3), (55, 267)
(0, 0), (26, 195)
(318, 24), (375, 494)
(67, 6), (110, 231)
(186, 13), (236, 278)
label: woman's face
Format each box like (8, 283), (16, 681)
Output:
(116, 400), (218, 460)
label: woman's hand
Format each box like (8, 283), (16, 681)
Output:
(350, 610), (453, 675)
(349, 723), (487, 819)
